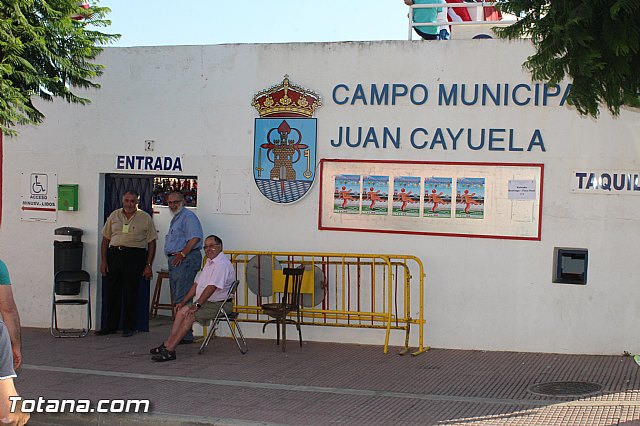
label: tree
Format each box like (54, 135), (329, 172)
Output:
(0, 0), (120, 135)
(494, 0), (640, 118)
(0, 0), (119, 226)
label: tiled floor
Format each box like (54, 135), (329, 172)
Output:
(16, 319), (640, 425)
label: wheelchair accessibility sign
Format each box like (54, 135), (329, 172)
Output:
(21, 172), (58, 222)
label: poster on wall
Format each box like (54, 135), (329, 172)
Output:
(455, 177), (485, 219)
(319, 160), (544, 240)
(393, 176), (420, 217)
(424, 177), (452, 218)
(20, 172), (58, 222)
(362, 175), (389, 215)
(334, 174), (361, 214)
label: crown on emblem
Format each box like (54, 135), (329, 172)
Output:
(252, 75), (322, 118)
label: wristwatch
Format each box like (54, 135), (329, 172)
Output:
(194, 302), (202, 309)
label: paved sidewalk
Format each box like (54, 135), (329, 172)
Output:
(14, 319), (640, 425)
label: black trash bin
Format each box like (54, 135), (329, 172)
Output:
(51, 227), (91, 337)
(53, 227), (84, 294)
(54, 227), (83, 272)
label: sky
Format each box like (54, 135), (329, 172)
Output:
(99, 1), (412, 47)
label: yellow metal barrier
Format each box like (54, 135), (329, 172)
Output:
(225, 251), (428, 355)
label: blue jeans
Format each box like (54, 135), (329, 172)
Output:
(168, 250), (202, 341)
(438, 28), (450, 40)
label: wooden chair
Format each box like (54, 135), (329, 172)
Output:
(198, 280), (248, 355)
(261, 266), (305, 351)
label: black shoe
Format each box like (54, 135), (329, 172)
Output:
(151, 347), (176, 362)
(179, 338), (194, 345)
(95, 329), (116, 336)
(150, 343), (166, 355)
(122, 330), (134, 337)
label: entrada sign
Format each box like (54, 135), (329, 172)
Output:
(115, 155), (183, 172)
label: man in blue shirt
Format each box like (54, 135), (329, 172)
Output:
(164, 191), (203, 343)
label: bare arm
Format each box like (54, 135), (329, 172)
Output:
(187, 284), (219, 316)
(143, 239), (156, 279)
(0, 286), (22, 369)
(182, 237), (201, 255)
(194, 285), (217, 306)
(170, 237), (201, 267)
(100, 236), (110, 276)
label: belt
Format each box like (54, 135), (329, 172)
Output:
(109, 246), (145, 251)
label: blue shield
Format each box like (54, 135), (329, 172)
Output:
(253, 118), (317, 204)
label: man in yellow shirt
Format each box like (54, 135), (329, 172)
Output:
(97, 190), (157, 337)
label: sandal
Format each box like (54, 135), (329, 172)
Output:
(151, 347), (176, 362)
(150, 343), (166, 355)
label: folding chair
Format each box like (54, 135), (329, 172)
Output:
(51, 270), (91, 338)
(198, 280), (248, 355)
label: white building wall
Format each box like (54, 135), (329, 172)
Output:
(2, 40), (639, 354)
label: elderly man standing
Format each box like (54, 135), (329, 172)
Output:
(150, 235), (234, 362)
(97, 190), (157, 337)
(0, 259), (29, 425)
(164, 191), (203, 344)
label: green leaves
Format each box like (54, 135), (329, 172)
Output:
(0, 0), (120, 135)
(495, 0), (640, 118)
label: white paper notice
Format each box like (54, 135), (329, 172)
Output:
(508, 180), (536, 200)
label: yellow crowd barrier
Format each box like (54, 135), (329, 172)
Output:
(225, 250), (428, 355)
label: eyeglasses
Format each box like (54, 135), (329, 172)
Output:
(167, 200), (181, 205)
(204, 244), (222, 249)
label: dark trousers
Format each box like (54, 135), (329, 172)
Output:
(105, 247), (147, 331)
(414, 28), (438, 40)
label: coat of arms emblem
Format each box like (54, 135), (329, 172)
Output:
(251, 75), (322, 203)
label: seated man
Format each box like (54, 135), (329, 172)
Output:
(150, 235), (234, 362)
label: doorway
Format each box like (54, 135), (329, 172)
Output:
(100, 173), (154, 331)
